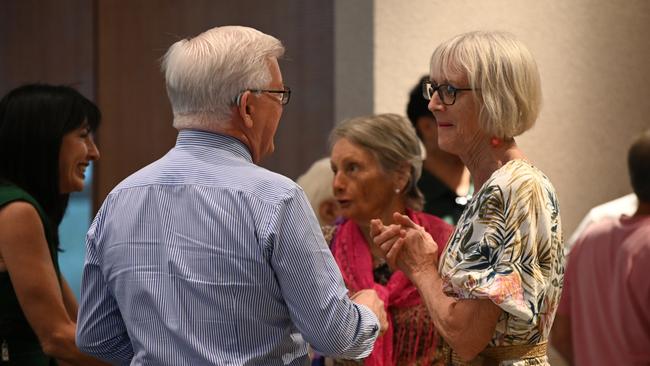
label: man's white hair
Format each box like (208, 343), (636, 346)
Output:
(161, 26), (285, 130)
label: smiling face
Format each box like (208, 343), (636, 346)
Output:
(330, 138), (403, 224)
(58, 123), (100, 193)
(427, 69), (485, 157)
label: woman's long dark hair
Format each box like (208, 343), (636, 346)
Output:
(0, 84), (100, 248)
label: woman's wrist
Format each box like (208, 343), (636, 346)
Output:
(410, 264), (439, 287)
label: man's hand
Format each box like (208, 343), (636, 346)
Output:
(350, 289), (388, 335)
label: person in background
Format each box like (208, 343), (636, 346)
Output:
(406, 75), (471, 224)
(296, 157), (340, 226)
(564, 193), (637, 252)
(0, 84), (108, 365)
(326, 113), (454, 365)
(552, 129), (650, 366)
(372, 31), (564, 365)
(75, 25), (387, 366)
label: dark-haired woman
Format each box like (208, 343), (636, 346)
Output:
(0, 84), (109, 365)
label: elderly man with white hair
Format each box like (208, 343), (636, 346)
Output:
(76, 25), (387, 366)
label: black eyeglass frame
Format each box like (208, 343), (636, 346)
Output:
(421, 79), (476, 106)
(239, 86), (291, 106)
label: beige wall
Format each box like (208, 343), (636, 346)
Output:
(372, 0), (650, 235)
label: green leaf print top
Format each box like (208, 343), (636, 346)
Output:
(439, 160), (564, 365)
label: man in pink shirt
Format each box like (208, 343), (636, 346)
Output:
(552, 129), (650, 365)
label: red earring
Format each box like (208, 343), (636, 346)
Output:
(490, 137), (501, 147)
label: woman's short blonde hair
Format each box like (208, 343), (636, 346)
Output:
(329, 113), (424, 210)
(430, 31), (542, 139)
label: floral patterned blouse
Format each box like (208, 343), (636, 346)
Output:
(438, 160), (564, 366)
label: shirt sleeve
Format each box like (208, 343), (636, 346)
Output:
(266, 187), (379, 359)
(76, 203), (134, 364)
(556, 238), (580, 316)
(442, 178), (558, 323)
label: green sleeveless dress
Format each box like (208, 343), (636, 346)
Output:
(0, 184), (59, 365)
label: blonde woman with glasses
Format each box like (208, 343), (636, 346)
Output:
(372, 31), (564, 366)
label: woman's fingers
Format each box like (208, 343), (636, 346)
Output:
(372, 224), (402, 247)
(370, 214), (435, 272)
(369, 219), (384, 238)
(385, 237), (405, 269)
(392, 212), (420, 230)
(379, 230), (404, 253)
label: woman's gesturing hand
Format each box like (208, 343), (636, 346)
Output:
(369, 219), (403, 269)
(370, 212), (440, 280)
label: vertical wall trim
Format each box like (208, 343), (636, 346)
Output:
(334, 0), (374, 124)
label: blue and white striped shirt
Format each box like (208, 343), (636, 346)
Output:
(76, 130), (379, 365)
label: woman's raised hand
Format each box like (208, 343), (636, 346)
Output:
(370, 213), (439, 280)
(369, 218), (403, 269)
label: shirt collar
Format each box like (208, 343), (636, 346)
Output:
(175, 129), (253, 163)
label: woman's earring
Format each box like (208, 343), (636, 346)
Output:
(490, 137), (501, 148)
(395, 188), (401, 194)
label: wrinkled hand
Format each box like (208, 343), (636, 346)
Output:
(370, 212), (439, 280)
(350, 289), (389, 335)
(369, 219), (404, 270)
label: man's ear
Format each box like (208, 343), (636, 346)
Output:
(237, 91), (254, 129)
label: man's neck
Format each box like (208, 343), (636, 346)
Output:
(181, 114), (261, 163)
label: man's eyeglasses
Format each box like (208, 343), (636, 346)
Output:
(242, 85), (291, 106)
(421, 80), (476, 106)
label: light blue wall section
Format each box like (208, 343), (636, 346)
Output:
(58, 164), (94, 299)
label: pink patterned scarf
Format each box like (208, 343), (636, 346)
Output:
(332, 209), (453, 366)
